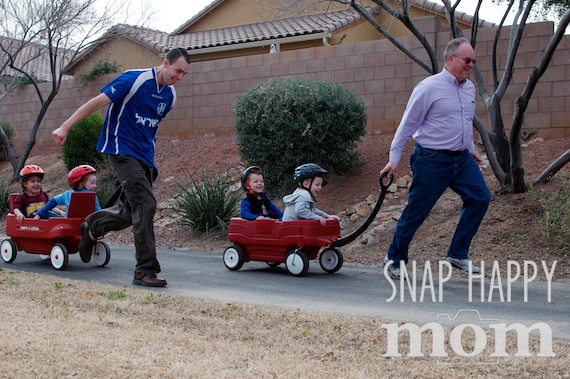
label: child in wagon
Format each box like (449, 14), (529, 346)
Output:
(282, 163), (340, 226)
(239, 166), (283, 221)
(34, 164), (101, 219)
(12, 164), (64, 223)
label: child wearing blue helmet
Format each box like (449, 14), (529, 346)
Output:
(240, 166), (283, 221)
(282, 163), (340, 226)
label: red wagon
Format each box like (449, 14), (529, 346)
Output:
(225, 218), (343, 276)
(1, 191), (111, 270)
(224, 173), (392, 276)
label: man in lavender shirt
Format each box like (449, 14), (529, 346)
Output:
(381, 37), (491, 279)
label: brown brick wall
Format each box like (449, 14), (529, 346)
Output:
(2, 20), (568, 148)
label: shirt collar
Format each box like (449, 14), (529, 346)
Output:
(442, 67), (466, 86)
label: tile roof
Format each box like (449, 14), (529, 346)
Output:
(170, 6), (376, 50)
(0, 36), (74, 82)
(67, 0), (494, 67)
(90, 24), (172, 54)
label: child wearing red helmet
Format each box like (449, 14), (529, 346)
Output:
(12, 165), (64, 223)
(34, 165), (101, 219)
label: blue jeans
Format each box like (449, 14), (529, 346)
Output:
(387, 144), (491, 264)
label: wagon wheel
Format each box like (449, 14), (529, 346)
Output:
(1, 239), (18, 264)
(92, 241), (111, 267)
(266, 262), (280, 268)
(319, 248), (344, 273)
(50, 243), (69, 271)
(223, 245), (245, 271)
(285, 249), (309, 277)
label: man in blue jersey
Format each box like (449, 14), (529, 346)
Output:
(380, 38), (491, 280)
(52, 48), (191, 287)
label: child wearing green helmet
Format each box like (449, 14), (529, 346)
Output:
(282, 163), (340, 226)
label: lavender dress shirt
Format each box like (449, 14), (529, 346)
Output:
(389, 68), (477, 164)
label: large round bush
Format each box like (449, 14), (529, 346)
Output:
(234, 78), (367, 195)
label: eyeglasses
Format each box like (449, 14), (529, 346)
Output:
(452, 55), (476, 65)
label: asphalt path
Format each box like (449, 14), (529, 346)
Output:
(2, 245), (569, 342)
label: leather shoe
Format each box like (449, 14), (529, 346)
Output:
(133, 272), (167, 287)
(78, 222), (95, 263)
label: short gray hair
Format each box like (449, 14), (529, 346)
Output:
(444, 38), (471, 61)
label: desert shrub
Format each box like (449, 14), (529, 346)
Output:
(76, 59), (121, 84)
(62, 113), (103, 171)
(0, 177), (12, 216)
(534, 178), (570, 252)
(0, 122), (14, 161)
(175, 171), (240, 234)
(93, 155), (120, 208)
(234, 78), (367, 195)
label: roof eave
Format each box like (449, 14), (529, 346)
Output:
(161, 31), (331, 57)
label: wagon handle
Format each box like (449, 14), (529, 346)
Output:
(331, 172), (393, 248)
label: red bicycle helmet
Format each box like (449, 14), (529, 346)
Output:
(68, 164), (96, 189)
(19, 164), (45, 180)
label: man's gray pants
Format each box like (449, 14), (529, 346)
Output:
(87, 154), (160, 274)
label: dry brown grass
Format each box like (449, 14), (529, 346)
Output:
(1, 267), (568, 378)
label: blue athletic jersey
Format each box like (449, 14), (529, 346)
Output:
(97, 68), (177, 173)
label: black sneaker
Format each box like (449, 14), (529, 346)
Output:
(78, 222), (95, 263)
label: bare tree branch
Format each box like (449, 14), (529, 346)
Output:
(534, 148), (570, 184)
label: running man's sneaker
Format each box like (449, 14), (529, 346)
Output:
(387, 264), (401, 279)
(445, 257), (481, 274)
(381, 256), (401, 279)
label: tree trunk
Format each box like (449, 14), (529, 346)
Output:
(487, 101), (511, 187)
(0, 127), (20, 179)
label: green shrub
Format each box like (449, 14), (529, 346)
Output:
(174, 171), (241, 234)
(93, 155), (120, 208)
(76, 59), (121, 84)
(62, 113), (103, 171)
(234, 78), (367, 195)
(0, 122), (14, 161)
(534, 179), (570, 252)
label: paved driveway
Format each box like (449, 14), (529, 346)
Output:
(2, 245), (569, 341)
